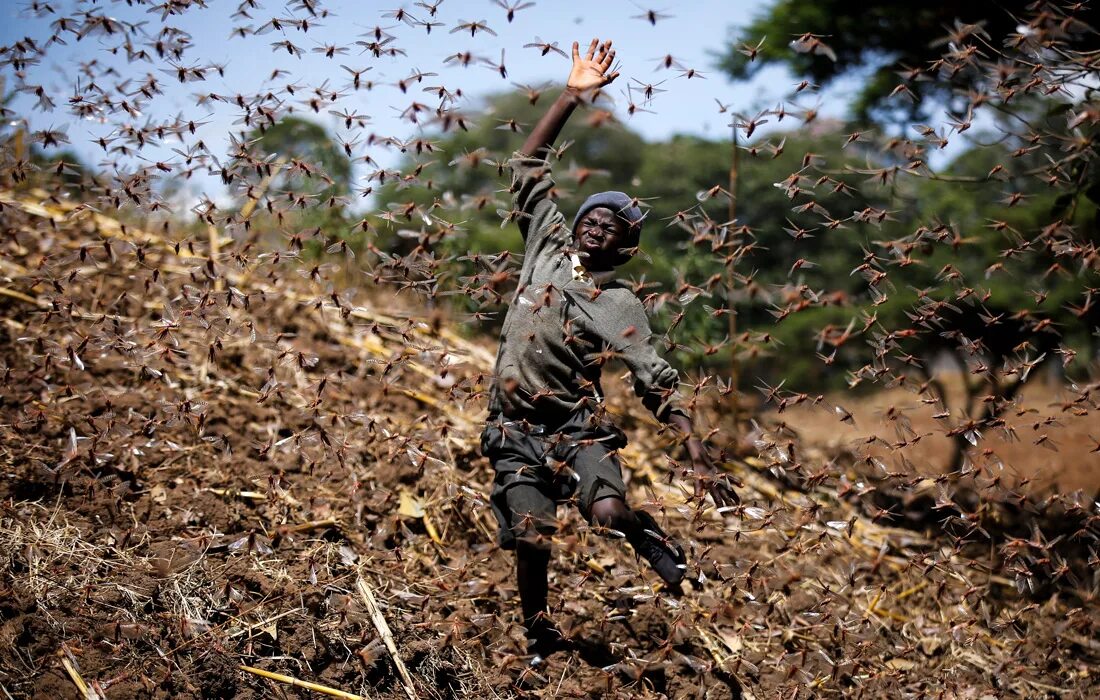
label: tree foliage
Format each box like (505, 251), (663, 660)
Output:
(715, 0), (1100, 125)
(240, 116), (353, 234)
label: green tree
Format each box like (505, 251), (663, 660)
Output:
(240, 116), (352, 236)
(28, 148), (88, 192)
(715, 1), (1098, 125)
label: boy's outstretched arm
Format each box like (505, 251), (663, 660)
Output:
(521, 38), (619, 157)
(590, 295), (740, 509)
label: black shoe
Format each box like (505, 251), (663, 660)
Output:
(629, 510), (687, 586)
(525, 620), (570, 666)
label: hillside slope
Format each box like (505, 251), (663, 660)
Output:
(1, 191), (1097, 699)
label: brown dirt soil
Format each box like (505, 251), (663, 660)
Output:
(1, 194), (1098, 699)
(765, 378), (1100, 494)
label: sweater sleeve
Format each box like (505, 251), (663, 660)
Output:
(587, 289), (686, 422)
(508, 151), (571, 256)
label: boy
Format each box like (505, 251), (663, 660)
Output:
(480, 38), (739, 664)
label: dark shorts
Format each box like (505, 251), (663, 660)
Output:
(480, 407), (629, 550)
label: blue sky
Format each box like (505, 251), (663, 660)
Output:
(2, 0), (869, 206)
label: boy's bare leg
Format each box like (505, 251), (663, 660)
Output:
(516, 540), (551, 630)
(589, 496), (639, 536)
(516, 539), (566, 662)
(589, 497), (686, 586)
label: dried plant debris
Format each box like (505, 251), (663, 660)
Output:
(1, 1), (1099, 699)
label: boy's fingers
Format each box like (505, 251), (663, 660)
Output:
(725, 485), (741, 506)
(697, 475), (711, 501)
(585, 38), (598, 60)
(602, 49), (616, 69)
(572, 41), (580, 61)
(709, 475), (736, 507)
(604, 71), (620, 85)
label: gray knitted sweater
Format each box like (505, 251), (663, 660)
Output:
(486, 151), (685, 424)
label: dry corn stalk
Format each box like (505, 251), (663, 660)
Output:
(356, 576), (419, 700)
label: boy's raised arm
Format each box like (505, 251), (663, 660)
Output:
(520, 38), (619, 158)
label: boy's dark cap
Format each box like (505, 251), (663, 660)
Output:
(572, 191), (645, 264)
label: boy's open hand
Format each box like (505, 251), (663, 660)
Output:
(689, 444), (741, 510)
(567, 38), (619, 93)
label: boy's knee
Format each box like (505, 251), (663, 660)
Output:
(587, 497), (633, 537)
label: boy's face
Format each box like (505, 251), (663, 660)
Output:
(574, 207), (628, 271)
